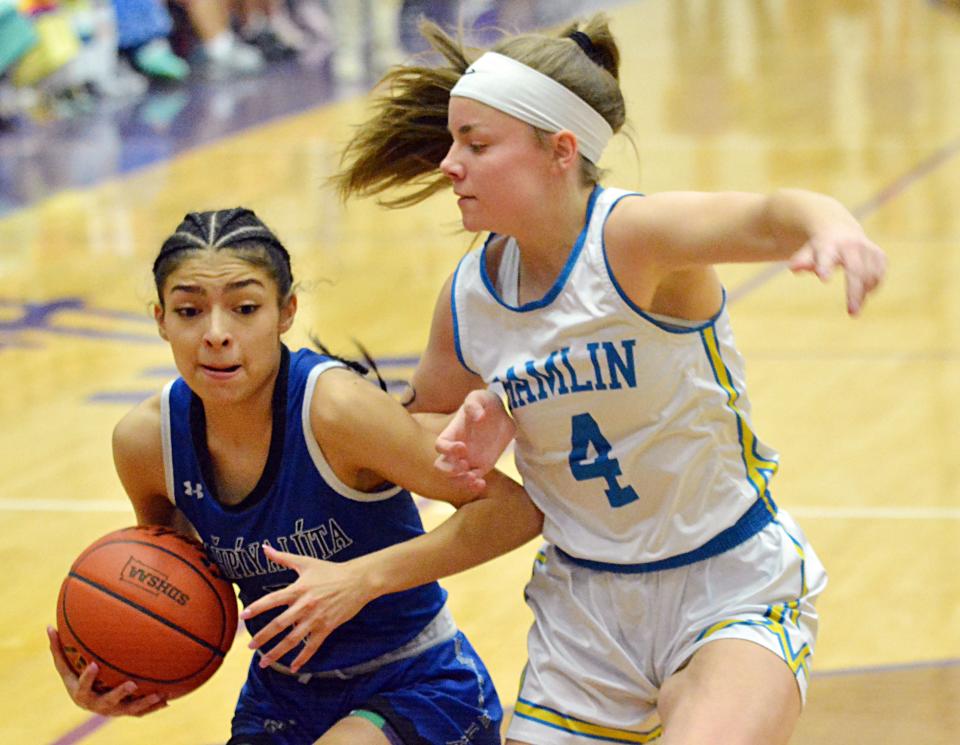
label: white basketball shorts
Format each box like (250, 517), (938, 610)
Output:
(506, 509), (827, 744)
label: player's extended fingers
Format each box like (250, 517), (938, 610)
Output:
(98, 681), (143, 710)
(444, 470), (486, 494)
(434, 453), (469, 475)
(837, 244), (867, 315)
(262, 544), (309, 572)
(435, 438), (467, 458)
(463, 471), (488, 494)
(787, 244), (816, 273)
(812, 240), (838, 281)
(844, 270), (866, 316)
(241, 588), (295, 622)
(861, 241), (887, 291)
(287, 629), (328, 673)
(256, 622), (313, 669)
(47, 627), (78, 681)
(124, 694), (168, 718)
(91, 683), (166, 718)
(244, 596), (305, 645)
(69, 663), (111, 706)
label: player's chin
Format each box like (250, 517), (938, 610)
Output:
(457, 204), (487, 232)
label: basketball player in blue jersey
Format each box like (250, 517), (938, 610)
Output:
(333, 13), (887, 745)
(47, 208), (543, 745)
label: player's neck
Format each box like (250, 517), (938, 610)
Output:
(201, 370), (277, 449)
(514, 184), (593, 300)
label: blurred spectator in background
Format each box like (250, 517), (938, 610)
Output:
(168, 0), (264, 78)
(115, 0), (189, 81)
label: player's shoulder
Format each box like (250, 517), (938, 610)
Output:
(112, 393), (163, 460)
(310, 367), (381, 429)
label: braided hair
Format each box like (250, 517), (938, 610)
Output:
(153, 208), (293, 306)
(153, 208), (388, 392)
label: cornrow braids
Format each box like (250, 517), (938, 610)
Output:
(153, 208), (294, 304)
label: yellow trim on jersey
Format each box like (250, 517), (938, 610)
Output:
(700, 326), (778, 516)
(514, 699), (663, 743)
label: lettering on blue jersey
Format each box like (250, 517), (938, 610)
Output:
(496, 339), (639, 410)
(204, 519), (355, 581)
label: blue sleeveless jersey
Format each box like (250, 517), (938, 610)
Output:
(160, 346), (447, 672)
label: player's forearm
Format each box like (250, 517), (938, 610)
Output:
(764, 188), (865, 255)
(351, 471), (542, 598)
(410, 411), (455, 436)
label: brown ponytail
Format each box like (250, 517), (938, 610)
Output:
(333, 13), (626, 207)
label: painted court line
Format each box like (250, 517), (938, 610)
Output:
(816, 657), (960, 678)
(1, 498), (132, 513)
(48, 715), (108, 745)
(788, 505), (960, 520)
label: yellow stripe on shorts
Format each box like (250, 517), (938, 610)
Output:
(514, 698), (663, 743)
(698, 617), (812, 677)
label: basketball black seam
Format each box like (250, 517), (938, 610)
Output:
(67, 572), (228, 657)
(60, 607), (221, 686)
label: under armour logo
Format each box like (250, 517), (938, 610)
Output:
(183, 481), (204, 500)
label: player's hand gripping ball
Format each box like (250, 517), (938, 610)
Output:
(56, 525), (238, 699)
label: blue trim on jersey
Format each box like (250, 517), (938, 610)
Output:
(478, 185), (602, 312)
(450, 253), (480, 376)
(599, 191), (728, 333)
(555, 497), (773, 573)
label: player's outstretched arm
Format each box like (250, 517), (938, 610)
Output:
(607, 188), (887, 316)
(241, 368), (542, 672)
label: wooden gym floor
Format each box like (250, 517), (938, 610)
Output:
(1, 1), (958, 742)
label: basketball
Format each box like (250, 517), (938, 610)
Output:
(56, 525), (238, 700)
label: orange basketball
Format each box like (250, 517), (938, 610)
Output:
(56, 525), (238, 700)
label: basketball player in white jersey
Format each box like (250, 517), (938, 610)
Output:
(333, 13), (886, 745)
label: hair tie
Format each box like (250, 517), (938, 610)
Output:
(568, 31), (599, 62)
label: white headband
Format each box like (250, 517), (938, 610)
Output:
(449, 52), (612, 164)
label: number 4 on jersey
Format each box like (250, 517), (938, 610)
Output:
(569, 413), (639, 508)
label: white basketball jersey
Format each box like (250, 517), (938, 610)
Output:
(451, 187), (779, 564)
